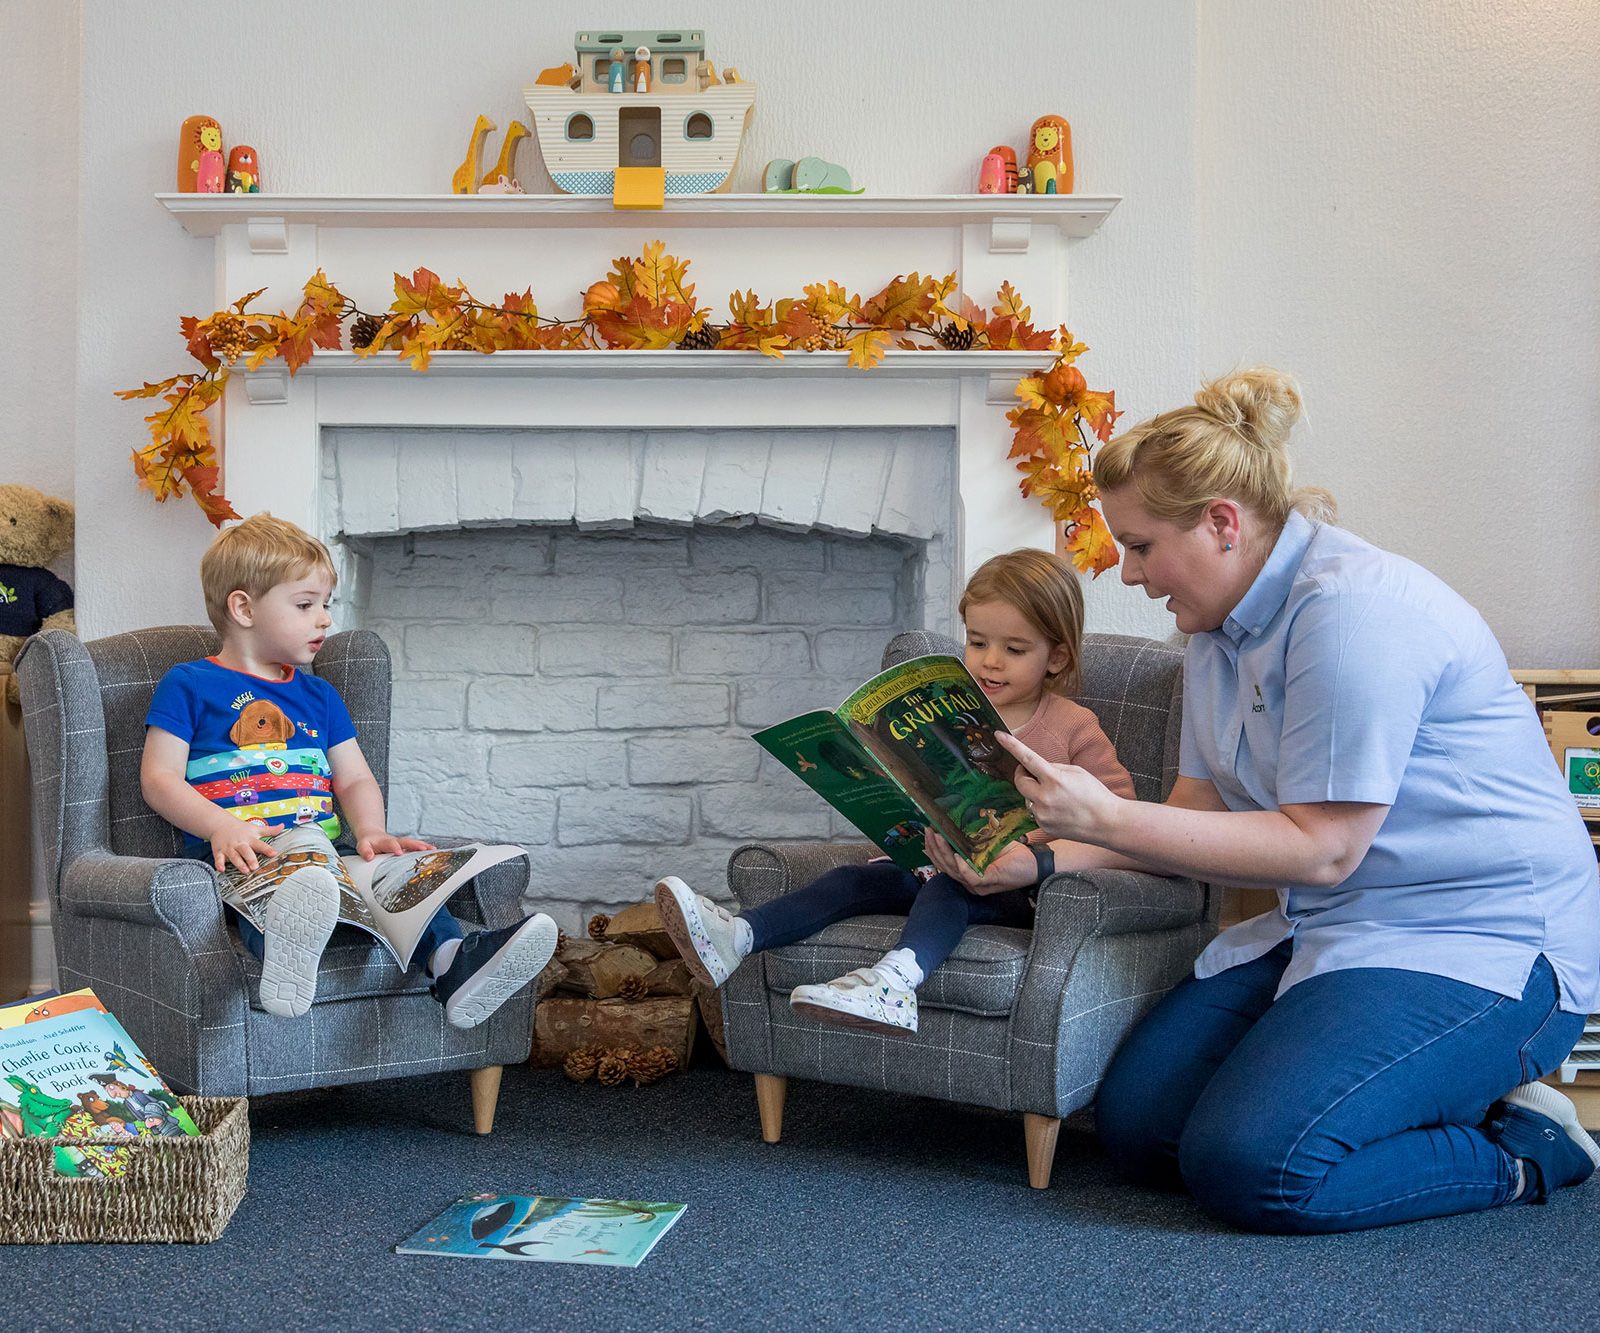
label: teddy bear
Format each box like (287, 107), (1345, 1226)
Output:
(0, 484), (76, 705)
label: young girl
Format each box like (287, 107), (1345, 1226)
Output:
(654, 548), (1136, 1035)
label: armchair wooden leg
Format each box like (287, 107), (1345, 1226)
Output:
(1023, 1113), (1060, 1190)
(470, 1065), (503, 1135)
(754, 1073), (787, 1143)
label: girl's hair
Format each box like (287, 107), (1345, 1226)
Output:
(200, 512), (337, 634)
(958, 548), (1085, 696)
(1093, 366), (1336, 530)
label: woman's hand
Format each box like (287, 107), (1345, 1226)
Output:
(355, 832), (437, 861)
(923, 831), (1039, 894)
(996, 731), (1124, 842)
(209, 819), (276, 875)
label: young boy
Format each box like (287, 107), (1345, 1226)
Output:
(139, 513), (556, 1025)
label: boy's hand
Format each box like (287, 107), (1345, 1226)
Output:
(210, 820), (276, 876)
(355, 833), (436, 861)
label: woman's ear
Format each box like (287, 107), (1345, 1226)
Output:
(1205, 499), (1244, 552)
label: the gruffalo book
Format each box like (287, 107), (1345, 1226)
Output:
(753, 654), (1037, 874)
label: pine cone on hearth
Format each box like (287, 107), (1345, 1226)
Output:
(587, 913), (612, 940)
(349, 312), (387, 350)
(678, 323), (722, 350)
(563, 1043), (606, 1083)
(936, 321), (975, 350)
(596, 1049), (634, 1087)
(626, 1045), (680, 1087)
(617, 974), (649, 1001)
(556, 930), (570, 953)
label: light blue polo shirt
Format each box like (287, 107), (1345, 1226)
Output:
(1185, 511), (1600, 1013)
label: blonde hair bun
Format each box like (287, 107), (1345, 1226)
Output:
(1193, 366), (1302, 453)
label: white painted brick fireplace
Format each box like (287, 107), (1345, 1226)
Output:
(164, 191), (1115, 927)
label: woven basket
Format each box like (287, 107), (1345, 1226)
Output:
(0, 1096), (249, 1244)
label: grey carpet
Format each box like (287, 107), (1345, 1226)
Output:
(9, 1062), (1598, 1331)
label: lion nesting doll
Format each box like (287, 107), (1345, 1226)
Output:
(1025, 115), (1073, 195)
(178, 115), (225, 193)
(0, 484), (75, 705)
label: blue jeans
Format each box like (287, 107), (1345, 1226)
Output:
(1095, 942), (1583, 1233)
(741, 860), (1035, 977)
(236, 906), (464, 973)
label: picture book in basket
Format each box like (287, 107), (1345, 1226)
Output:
(753, 654), (1037, 874)
(219, 829), (524, 971)
(0, 988), (199, 1177)
(395, 1192), (686, 1267)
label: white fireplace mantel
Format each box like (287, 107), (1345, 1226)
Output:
(161, 191), (1119, 580)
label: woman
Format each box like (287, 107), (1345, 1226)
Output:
(926, 367), (1600, 1233)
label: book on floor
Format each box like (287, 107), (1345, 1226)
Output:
(395, 1192), (687, 1267)
(0, 987), (200, 1176)
(752, 653), (1037, 874)
(217, 830), (525, 971)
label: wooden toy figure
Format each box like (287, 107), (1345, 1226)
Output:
(177, 115), (223, 192)
(226, 144), (261, 193)
(482, 120), (529, 190)
(632, 45), (652, 93)
(451, 114), (497, 194)
(987, 145), (1020, 193)
(1025, 115), (1073, 194)
(978, 152), (1007, 194)
(609, 46), (627, 92)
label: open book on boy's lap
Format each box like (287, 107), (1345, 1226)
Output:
(220, 826), (524, 971)
(753, 654), (1037, 874)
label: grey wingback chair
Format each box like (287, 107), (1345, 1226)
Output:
(722, 631), (1218, 1187)
(15, 625), (535, 1133)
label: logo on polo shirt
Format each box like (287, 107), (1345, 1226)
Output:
(1253, 684), (1265, 714)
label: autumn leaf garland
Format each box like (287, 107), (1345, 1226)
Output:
(120, 242), (1123, 573)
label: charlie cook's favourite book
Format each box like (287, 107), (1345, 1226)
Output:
(753, 654), (1037, 874)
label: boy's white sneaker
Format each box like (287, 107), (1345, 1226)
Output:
(654, 876), (745, 989)
(789, 967), (919, 1035)
(258, 866), (340, 1018)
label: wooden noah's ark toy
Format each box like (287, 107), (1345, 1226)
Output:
(523, 29), (755, 209)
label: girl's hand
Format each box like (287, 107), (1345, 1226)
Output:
(996, 731), (1123, 842)
(210, 820), (276, 876)
(355, 833), (436, 861)
(923, 830), (1040, 894)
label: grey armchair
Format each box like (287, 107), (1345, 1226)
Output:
(722, 631), (1217, 1187)
(15, 625), (535, 1133)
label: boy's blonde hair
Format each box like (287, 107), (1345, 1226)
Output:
(200, 512), (336, 634)
(1093, 366), (1336, 530)
(958, 548), (1085, 697)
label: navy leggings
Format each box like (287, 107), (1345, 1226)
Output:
(740, 860), (1035, 977)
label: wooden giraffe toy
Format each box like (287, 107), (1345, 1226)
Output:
(451, 114), (497, 194)
(481, 121), (530, 191)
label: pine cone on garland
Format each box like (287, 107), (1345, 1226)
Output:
(596, 1049), (633, 1087)
(678, 323), (722, 350)
(563, 1044), (606, 1083)
(936, 322), (975, 351)
(349, 313), (388, 350)
(587, 913), (612, 940)
(617, 974), (649, 1001)
(626, 1045), (680, 1087)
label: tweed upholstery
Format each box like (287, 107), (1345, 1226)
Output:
(16, 626), (534, 1097)
(722, 630), (1215, 1120)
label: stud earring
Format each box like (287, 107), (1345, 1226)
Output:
(1222, 542), (1233, 552)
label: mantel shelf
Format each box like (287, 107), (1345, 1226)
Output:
(239, 349), (1051, 405)
(158, 192), (1120, 254)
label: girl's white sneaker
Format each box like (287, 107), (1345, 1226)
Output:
(654, 876), (745, 989)
(789, 967), (919, 1035)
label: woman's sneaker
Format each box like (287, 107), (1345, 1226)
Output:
(654, 876), (746, 989)
(258, 867), (341, 1018)
(789, 967), (918, 1035)
(433, 914), (559, 1030)
(1491, 1081), (1600, 1202)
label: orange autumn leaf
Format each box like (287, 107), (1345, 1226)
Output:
(991, 281), (1032, 324)
(858, 272), (944, 330)
(392, 268), (460, 320)
(845, 328), (892, 370)
(1064, 505), (1119, 578)
(1005, 405), (1087, 467)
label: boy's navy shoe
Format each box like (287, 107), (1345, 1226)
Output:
(1488, 1080), (1600, 1202)
(432, 914), (558, 1030)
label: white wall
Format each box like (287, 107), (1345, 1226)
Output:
(1196, 0), (1600, 664)
(3, 1), (1595, 661)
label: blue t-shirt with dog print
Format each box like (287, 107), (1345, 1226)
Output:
(145, 658), (357, 848)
